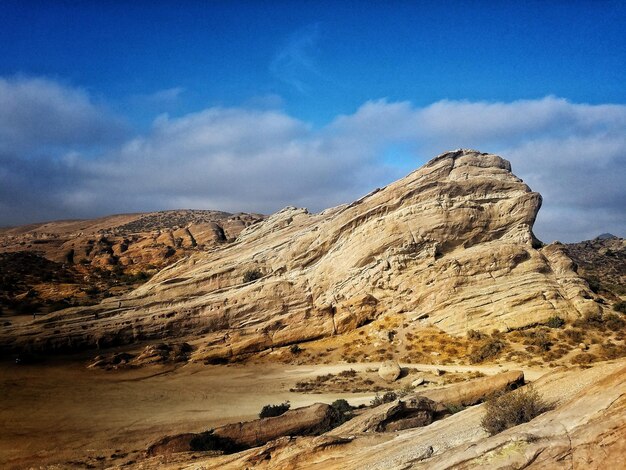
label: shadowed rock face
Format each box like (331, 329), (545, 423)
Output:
(0, 150), (601, 357)
(146, 403), (340, 456)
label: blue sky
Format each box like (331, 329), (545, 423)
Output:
(0, 1), (625, 241)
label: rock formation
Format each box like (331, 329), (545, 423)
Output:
(151, 360), (625, 470)
(146, 403), (340, 456)
(0, 150), (603, 356)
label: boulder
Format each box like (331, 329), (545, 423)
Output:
(378, 360), (401, 382)
(412, 377), (425, 387)
(213, 403), (340, 448)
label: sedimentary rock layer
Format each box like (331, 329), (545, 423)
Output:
(0, 150), (601, 357)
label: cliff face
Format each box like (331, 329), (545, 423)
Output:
(0, 150), (601, 357)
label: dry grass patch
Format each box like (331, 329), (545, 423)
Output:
(481, 385), (553, 435)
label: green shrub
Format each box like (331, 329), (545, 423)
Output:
(331, 399), (353, 414)
(242, 269), (262, 283)
(329, 399), (354, 427)
(481, 386), (552, 435)
(614, 301), (626, 314)
(545, 316), (565, 328)
(259, 401), (290, 418)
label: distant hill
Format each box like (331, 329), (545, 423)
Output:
(564, 235), (626, 297)
(0, 210), (264, 316)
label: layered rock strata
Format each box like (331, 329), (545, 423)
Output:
(0, 150), (602, 356)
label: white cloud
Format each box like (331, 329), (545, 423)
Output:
(0, 78), (624, 242)
(0, 76), (126, 154)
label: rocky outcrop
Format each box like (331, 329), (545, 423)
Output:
(145, 433), (196, 456)
(0, 150), (602, 356)
(563, 235), (626, 300)
(213, 403), (340, 448)
(351, 396), (438, 433)
(422, 369), (524, 407)
(332, 370), (524, 435)
(145, 403), (341, 456)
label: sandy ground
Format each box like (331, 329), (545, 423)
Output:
(0, 358), (544, 469)
(0, 359), (379, 468)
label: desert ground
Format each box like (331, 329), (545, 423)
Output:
(0, 354), (539, 469)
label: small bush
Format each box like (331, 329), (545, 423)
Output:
(614, 301), (626, 314)
(563, 328), (584, 344)
(289, 344), (302, 355)
(573, 312), (605, 330)
(481, 386), (552, 435)
(526, 329), (553, 351)
(604, 313), (625, 331)
(469, 338), (505, 363)
(338, 368), (357, 378)
(242, 269), (262, 283)
(445, 404), (466, 414)
(370, 391), (397, 407)
(584, 276), (601, 294)
(467, 329), (485, 341)
(259, 401), (290, 418)
(571, 352), (596, 365)
(331, 399), (353, 414)
(545, 316), (565, 329)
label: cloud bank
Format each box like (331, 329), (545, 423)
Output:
(1, 76), (625, 242)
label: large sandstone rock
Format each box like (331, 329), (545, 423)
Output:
(0, 150), (602, 356)
(213, 402), (340, 448)
(422, 369), (524, 407)
(145, 403), (340, 456)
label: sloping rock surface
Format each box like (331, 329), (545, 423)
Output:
(0, 150), (602, 355)
(332, 370), (524, 435)
(142, 360), (625, 470)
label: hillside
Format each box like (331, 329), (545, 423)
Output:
(0, 210), (264, 319)
(564, 235), (626, 299)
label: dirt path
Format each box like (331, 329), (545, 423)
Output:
(0, 359), (542, 469)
